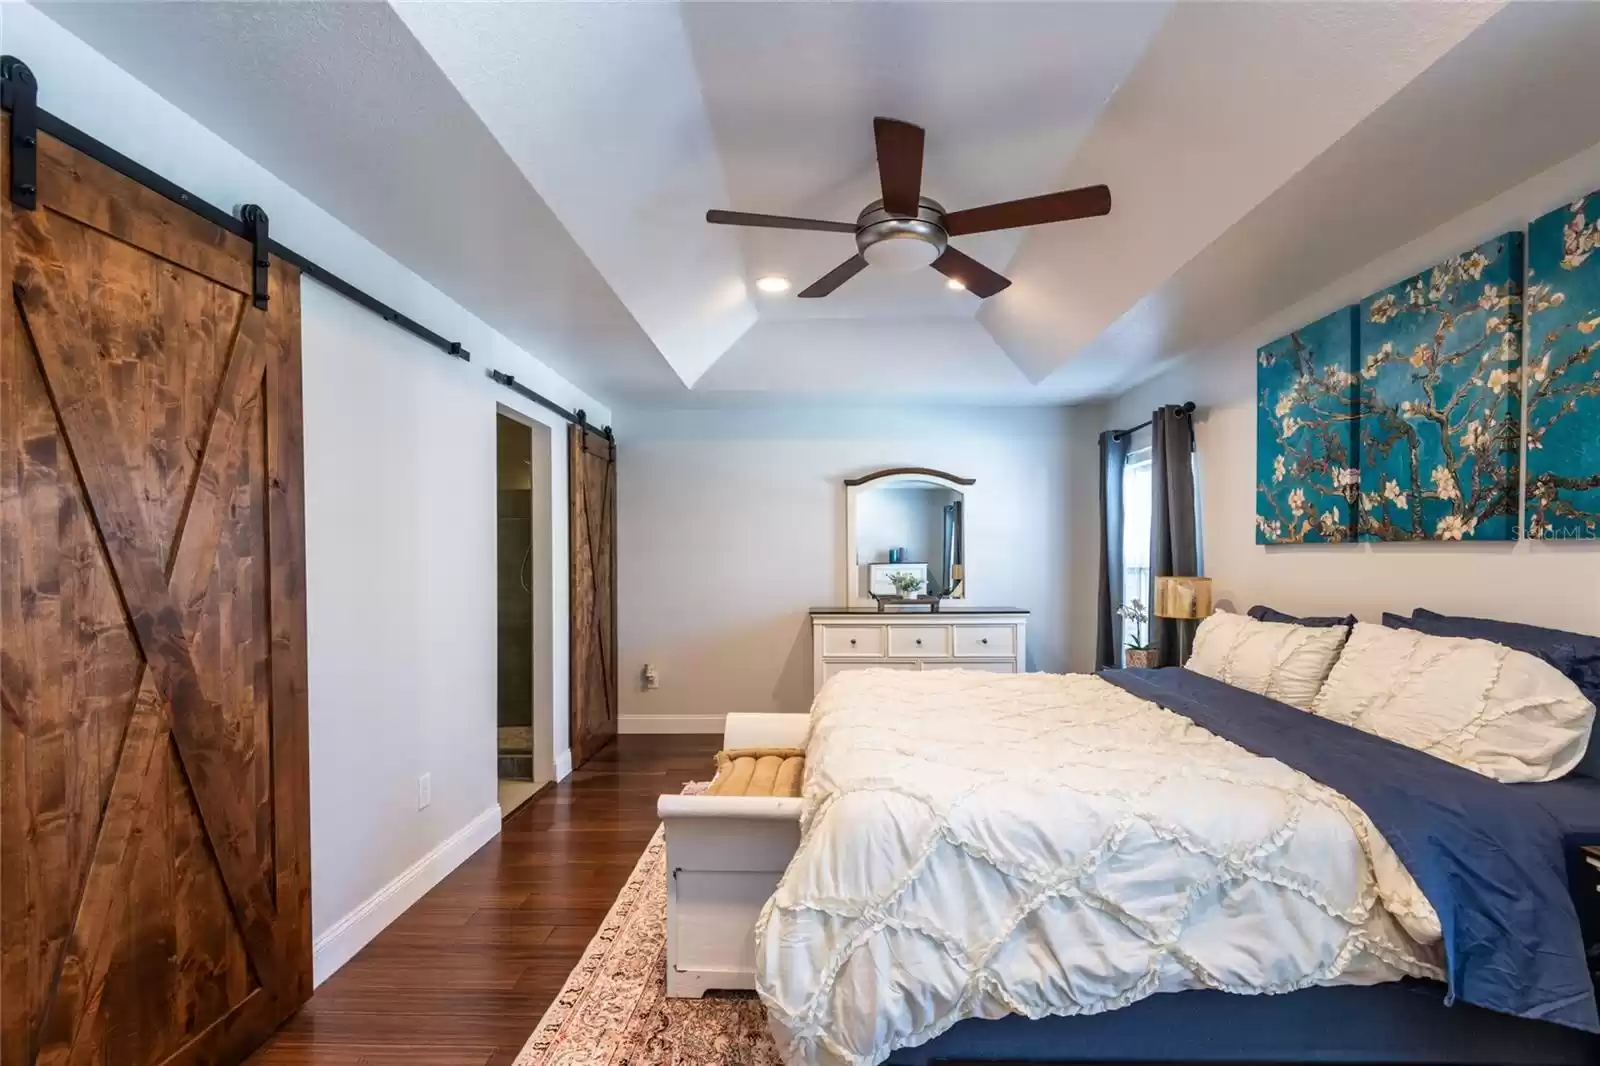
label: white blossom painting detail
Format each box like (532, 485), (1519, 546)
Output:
(1255, 307), (1359, 543)
(1526, 191), (1600, 539)
(1356, 233), (1524, 541)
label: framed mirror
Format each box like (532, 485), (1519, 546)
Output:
(843, 468), (973, 607)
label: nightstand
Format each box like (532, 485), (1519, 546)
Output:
(1579, 846), (1600, 990)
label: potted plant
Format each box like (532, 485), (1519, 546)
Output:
(1119, 599), (1156, 668)
(888, 571), (926, 598)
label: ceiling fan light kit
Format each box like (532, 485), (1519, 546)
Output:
(856, 197), (947, 273)
(707, 116), (1111, 301)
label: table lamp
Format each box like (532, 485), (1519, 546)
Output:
(1155, 576), (1213, 664)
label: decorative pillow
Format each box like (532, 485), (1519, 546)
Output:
(1311, 623), (1596, 783)
(1403, 609), (1599, 779)
(708, 747), (805, 797)
(1186, 611), (1349, 710)
(1247, 605), (1358, 629)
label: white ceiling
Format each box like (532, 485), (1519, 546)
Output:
(30, 0), (683, 402)
(32, 1), (1600, 408)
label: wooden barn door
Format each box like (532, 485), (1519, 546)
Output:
(568, 423), (617, 769)
(1, 118), (311, 1065)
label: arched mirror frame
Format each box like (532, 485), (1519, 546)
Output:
(842, 468), (976, 607)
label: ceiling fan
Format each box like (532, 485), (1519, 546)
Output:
(706, 117), (1111, 300)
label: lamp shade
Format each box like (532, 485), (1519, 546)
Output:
(1155, 576), (1212, 620)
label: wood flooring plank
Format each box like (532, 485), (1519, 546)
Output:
(244, 1047), (494, 1066)
(246, 736), (717, 1065)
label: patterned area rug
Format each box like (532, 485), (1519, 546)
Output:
(513, 798), (781, 1065)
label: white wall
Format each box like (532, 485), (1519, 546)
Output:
(1, 5), (610, 982)
(1078, 139), (1600, 668)
(617, 406), (1098, 732)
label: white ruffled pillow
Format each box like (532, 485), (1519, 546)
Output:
(1186, 611), (1349, 710)
(1311, 623), (1596, 783)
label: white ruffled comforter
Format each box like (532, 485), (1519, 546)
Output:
(754, 670), (1445, 1066)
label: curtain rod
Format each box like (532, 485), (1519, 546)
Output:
(2, 55), (472, 363)
(1111, 401), (1196, 442)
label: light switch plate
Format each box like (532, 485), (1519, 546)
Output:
(417, 772), (432, 810)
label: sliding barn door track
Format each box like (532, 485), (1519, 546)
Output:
(1, 53), (609, 435)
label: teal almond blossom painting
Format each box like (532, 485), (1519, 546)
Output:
(1525, 191), (1600, 539)
(1255, 307), (1359, 544)
(1357, 233), (1524, 541)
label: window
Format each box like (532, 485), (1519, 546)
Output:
(1120, 445), (1153, 663)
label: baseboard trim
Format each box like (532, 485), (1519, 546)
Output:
(554, 747), (573, 780)
(619, 714), (726, 735)
(312, 803), (501, 986)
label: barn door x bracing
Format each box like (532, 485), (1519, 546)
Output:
(1, 115), (311, 1064)
(569, 423), (617, 769)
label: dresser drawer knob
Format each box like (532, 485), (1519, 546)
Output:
(850, 638), (857, 646)
(981, 638), (989, 645)
(915, 638), (923, 646)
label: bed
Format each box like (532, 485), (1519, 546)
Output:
(752, 664), (1600, 1066)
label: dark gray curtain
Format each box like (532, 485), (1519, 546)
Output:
(1150, 405), (1198, 667)
(1095, 431), (1128, 670)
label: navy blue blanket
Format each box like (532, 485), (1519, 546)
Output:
(1103, 667), (1599, 1034)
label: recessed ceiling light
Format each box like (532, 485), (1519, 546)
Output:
(946, 278), (967, 291)
(756, 276), (791, 293)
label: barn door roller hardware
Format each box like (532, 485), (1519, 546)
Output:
(486, 369), (610, 438)
(1, 57), (38, 210)
(241, 204), (270, 309)
(0, 53), (471, 362)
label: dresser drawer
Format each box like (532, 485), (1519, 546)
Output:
(888, 625), (950, 658)
(921, 659), (1016, 674)
(954, 625), (1016, 658)
(820, 626), (884, 657)
(821, 660), (914, 684)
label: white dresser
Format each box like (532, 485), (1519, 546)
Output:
(810, 608), (1029, 694)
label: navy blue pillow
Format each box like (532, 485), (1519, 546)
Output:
(1405, 609), (1600, 779)
(1247, 605), (1357, 629)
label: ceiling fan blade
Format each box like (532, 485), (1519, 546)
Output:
(874, 117), (925, 217)
(942, 184), (1112, 236)
(706, 209), (857, 234)
(798, 255), (869, 298)
(931, 248), (1011, 299)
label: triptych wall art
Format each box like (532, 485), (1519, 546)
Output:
(1257, 189), (1599, 544)
(1526, 192), (1600, 538)
(1255, 307), (1359, 543)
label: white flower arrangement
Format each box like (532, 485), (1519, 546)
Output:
(1117, 599), (1151, 652)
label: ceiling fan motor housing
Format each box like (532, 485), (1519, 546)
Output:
(856, 197), (947, 272)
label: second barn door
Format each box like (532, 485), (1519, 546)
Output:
(568, 423), (617, 769)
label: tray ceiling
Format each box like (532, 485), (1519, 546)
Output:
(34, 1), (1600, 407)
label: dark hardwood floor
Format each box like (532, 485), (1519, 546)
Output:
(250, 734), (719, 1066)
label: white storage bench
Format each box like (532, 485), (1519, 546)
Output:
(656, 713), (809, 998)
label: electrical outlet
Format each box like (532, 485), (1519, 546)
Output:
(417, 772), (432, 810)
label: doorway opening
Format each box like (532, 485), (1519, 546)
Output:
(496, 411), (554, 817)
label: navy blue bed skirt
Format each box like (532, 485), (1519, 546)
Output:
(884, 982), (1600, 1065)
